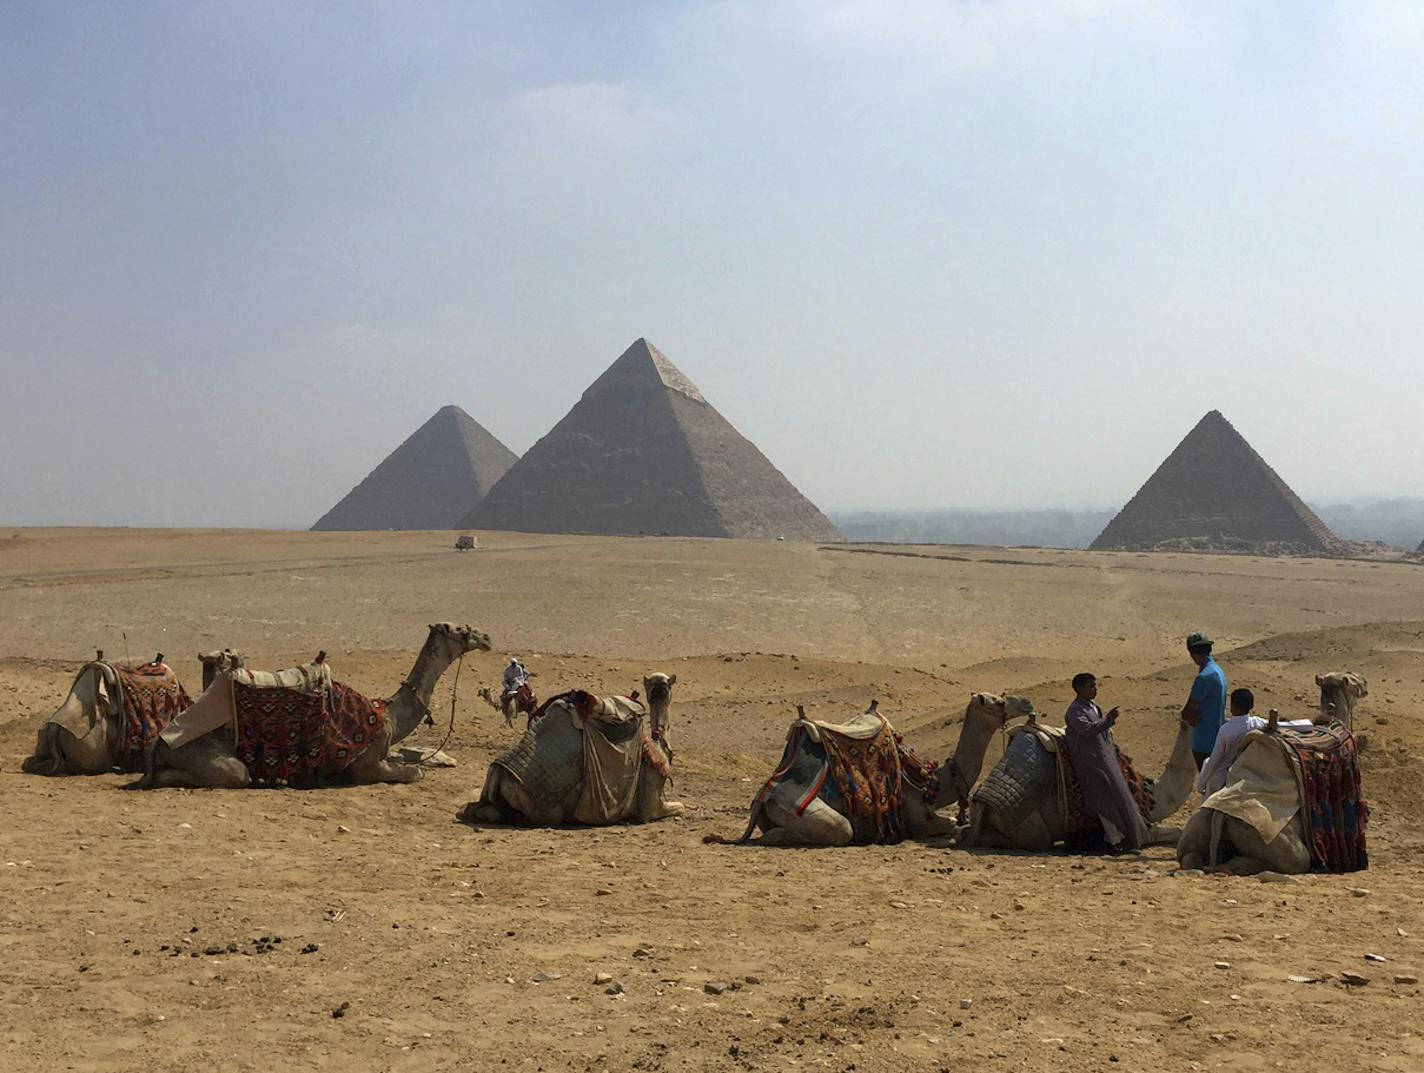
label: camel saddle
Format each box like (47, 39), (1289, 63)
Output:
(973, 724), (1061, 834)
(491, 692), (648, 817)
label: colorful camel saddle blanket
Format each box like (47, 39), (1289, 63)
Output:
(113, 663), (192, 770)
(1281, 723), (1367, 871)
(159, 662), (332, 751)
(747, 711), (910, 844)
(45, 661), (191, 772)
(231, 680), (385, 786)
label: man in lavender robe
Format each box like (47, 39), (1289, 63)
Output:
(1064, 672), (1149, 852)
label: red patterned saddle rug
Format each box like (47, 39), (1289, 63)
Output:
(818, 720), (906, 844)
(114, 662), (191, 772)
(233, 680), (386, 786)
(1060, 746), (1154, 850)
(1280, 723), (1367, 872)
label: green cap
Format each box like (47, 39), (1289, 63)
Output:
(1186, 631), (1213, 651)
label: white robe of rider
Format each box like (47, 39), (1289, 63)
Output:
(503, 659), (529, 694)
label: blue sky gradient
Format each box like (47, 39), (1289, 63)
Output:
(2, 2), (1421, 526)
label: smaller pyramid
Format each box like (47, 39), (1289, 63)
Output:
(461, 338), (842, 541)
(1090, 410), (1343, 555)
(312, 405), (517, 531)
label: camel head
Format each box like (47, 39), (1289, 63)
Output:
(198, 648), (245, 691)
(428, 622), (493, 656)
(1315, 672), (1367, 729)
(643, 673), (676, 736)
(934, 692), (1036, 815)
(964, 692), (1035, 730)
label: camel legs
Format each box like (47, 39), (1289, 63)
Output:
(753, 797), (854, 847)
(346, 736), (423, 785)
(23, 720), (115, 776)
(459, 767), (569, 825)
(1177, 809), (1311, 874)
(957, 803), (1056, 851)
(902, 793), (954, 838)
(1145, 824), (1183, 847)
(144, 737), (252, 789)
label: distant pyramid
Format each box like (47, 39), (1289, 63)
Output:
(460, 338), (842, 541)
(1090, 410), (1342, 555)
(312, 405), (517, 531)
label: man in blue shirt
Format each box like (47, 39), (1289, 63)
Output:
(1181, 631), (1228, 769)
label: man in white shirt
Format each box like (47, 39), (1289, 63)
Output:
(1197, 687), (1314, 797)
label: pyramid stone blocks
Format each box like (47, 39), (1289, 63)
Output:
(461, 338), (842, 541)
(1090, 410), (1342, 556)
(312, 405), (517, 531)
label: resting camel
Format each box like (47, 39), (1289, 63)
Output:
(958, 710), (1197, 851)
(459, 673), (680, 825)
(1176, 672), (1368, 874)
(143, 623), (490, 789)
(736, 693), (1033, 847)
(22, 651), (205, 777)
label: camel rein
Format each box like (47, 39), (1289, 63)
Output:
(419, 650), (462, 765)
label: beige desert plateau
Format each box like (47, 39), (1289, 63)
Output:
(3, 527), (1423, 1073)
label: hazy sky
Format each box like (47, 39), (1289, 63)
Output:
(3, 1), (1421, 527)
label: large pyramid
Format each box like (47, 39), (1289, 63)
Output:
(460, 338), (842, 541)
(1090, 410), (1342, 555)
(312, 405), (517, 531)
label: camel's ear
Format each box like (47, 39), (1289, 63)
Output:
(1315, 673), (1324, 686)
(668, 674), (677, 687)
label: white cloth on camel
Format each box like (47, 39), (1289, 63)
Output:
(789, 709), (886, 744)
(45, 663), (122, 738)
(572, 695), (648, 824)
(1199, 730), (1301, 844)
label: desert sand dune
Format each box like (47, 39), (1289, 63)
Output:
(2, 529), (1422, 1072)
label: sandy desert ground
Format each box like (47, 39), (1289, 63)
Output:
(3, 528), (1424, 1073)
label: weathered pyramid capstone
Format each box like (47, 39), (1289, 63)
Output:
(1090, 410), (1343, 555)
(312, 405), (517, 531)
(460, 338), (842, 541)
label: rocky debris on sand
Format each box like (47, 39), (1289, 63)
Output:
(332, 1001), (350, 1019)
(300, 943), (319, 955)
(531, 971), (561, 983)
(1340, 972), (1369, 987)
(704, 981), (729, 995)
(1348, 888), (1371, 898)
(594, 972), (614, 985)
(1257, 872), (1297, 884)
(1394, 974), (1419, 985)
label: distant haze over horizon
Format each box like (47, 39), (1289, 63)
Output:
(3, 3), (1421, 529)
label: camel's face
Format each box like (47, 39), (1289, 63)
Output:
(429, 623), (493, 653)
(967, 692), (1034, 727)
(643, 673), (677, 706)
(1316, 671), (1367, 701)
